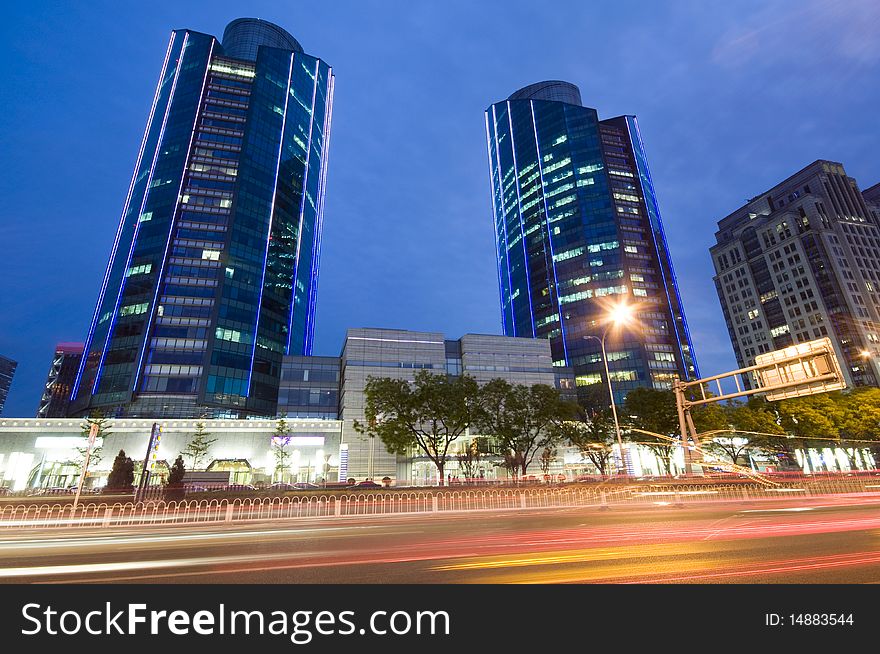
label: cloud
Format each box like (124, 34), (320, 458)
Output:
(711, 0), (880, 69)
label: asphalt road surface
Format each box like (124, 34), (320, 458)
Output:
(2, 495), (880, 583)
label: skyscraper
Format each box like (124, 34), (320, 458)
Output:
(71, 18), (334, 418)
(711, 160), (880, 387)
(0, 355), (16, 416)
(36, 343), (84, 418)
(484, 81), (697, 405)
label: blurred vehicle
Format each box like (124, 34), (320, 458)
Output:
(353, 480), (382, 489)
(185, 485), (211, 494)
(220, 484), (256, 493)
(37, 487), (75, 495)
(0, 487), (11, 496)
(269, 482), (297, 492)
(292, 482), (320, 490)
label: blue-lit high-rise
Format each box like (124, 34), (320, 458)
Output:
(72, 18), (334, 418)
(485, 81), (697, 404)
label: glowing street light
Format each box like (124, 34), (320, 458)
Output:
(583, 301), (635, 476)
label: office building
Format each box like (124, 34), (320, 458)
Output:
(71, 18), (334, 419)
(36, 343), (85, 418)
(0, 355), (17, 416)
(276, 327), (574, 482)
(484, 81), (697, 406)
(711, 160), (880, 387)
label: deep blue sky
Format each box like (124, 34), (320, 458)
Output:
(1, 0), (878, 416)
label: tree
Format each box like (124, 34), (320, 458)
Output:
(76, 411), (110, 474)
(165, 455), (186, 501)
(356, 371), (480, 486)
(777, 392), (845, 471)
(473, 380), (569, 477)
(105, 450), (134, 492)
(836, 388), (880, 469)
(272, 416), (293, 482)
(562, 406), (616, 476)
(455, 440), (482, 481)
(701, 399), (785, 466)
(168, 456), (186, 485)
(182, 417), (216, 470)
(622, 387), (679, 473)
(539, 447), (556, 478)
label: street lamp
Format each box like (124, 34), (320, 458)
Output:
(583, 302), (634, 476)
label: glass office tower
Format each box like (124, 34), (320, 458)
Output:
(71, 19), (334, 418)
(485, 81), (697, 405)
(0, 355), (17, 416)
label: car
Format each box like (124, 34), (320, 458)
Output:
(268, 482), (297, 492)
(292, 482), (320, 490)
(220, 484), (256, 493)
(0, 487), (11, 496)
(353, 480), (382, 489)
(34, 487), (75, 496)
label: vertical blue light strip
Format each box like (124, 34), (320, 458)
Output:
(305, 69), (334, 357)
(529, 100), (570, 363)
(133, 38), (217, 392)
(506, 101), (537, 338)
(490, 104), (516, 336)
(484, 110), (507, 334)
(71, 32), (178, 402)
(627, 115), (699, 379)
(247, 52), (296, 393)
(286, 58), (320, 354)
(92, 32), (191, 395)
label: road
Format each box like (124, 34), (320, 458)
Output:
(2, 495), (880, 583)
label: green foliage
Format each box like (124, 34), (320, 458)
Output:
(539, 447), (556, 476)
(473, 380), (570, 477)
(76, 411), (110, 471)
(777, 392), (845, 441)
(182, 417), (216, 470)
(168, 456), (186, 485)
(106, 449), (134, 490)
(455, 440), (482, 480)
(561, 406), (616, 476)
(357, 371), (480, 485)
(622, 388), (679, 472)
(272, 415), (292, 481)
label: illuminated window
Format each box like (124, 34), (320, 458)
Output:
(125, 263), (153, 277)
(119, 302), (149, 317)
(202, 250), (221, 261)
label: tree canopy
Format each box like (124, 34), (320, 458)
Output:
(357, 371), (480, 486)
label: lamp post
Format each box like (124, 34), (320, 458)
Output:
(583, 303), (633, 476)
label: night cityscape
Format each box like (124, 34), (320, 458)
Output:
(1, 2), (880, 628)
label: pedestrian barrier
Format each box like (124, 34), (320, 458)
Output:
(1, 477), (878, 530)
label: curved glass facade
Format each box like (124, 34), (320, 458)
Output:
(221, 18), (303, 60)
(485, 82), (697, 405)
(72, 20), (333, 418)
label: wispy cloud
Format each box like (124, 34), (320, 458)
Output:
(712, 0), (880, 69)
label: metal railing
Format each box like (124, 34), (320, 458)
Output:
(1, 478), (878, 530)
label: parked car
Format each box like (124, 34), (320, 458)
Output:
(353, 480), (382, 489)
(39, 487), (75, 495)
(268, 482), (297, 492)
(220, 484), (256, 493)
(292, 482), (320, 490)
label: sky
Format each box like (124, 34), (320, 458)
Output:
(1, 0), (878, 417)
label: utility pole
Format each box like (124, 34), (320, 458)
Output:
(136, 422), (162, 502)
